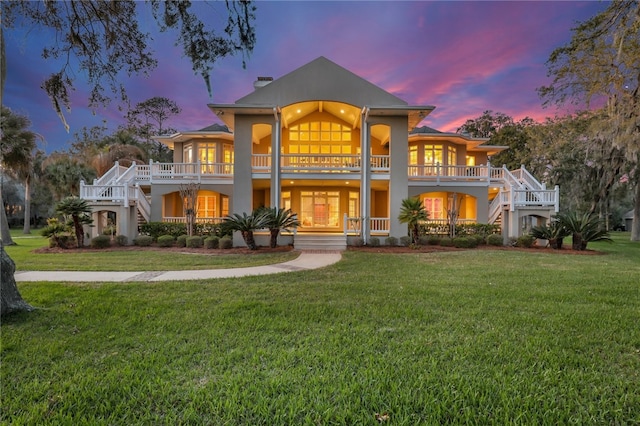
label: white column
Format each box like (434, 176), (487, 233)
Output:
(271, 107), (282, 208)
(360, 110), (370, 243)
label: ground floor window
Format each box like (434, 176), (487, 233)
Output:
(424, 197), (443, 220)
(300, 191), (340, 227)
(197, 195), (217, 218)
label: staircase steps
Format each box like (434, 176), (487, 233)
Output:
(294, 233), (347, 251)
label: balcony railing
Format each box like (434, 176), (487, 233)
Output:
(162, 217), (225, 224)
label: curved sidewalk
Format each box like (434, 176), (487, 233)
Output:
(14, 251), (342, 283)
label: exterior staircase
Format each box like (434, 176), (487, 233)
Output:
(294, 233), (347, 251)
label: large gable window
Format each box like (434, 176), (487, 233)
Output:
(289, 121), (352, 155)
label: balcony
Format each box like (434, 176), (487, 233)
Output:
(252, 154), (390, 174)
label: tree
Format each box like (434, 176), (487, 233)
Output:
(125, 97), (182, 162)
(2, 0), (256, 130)
(179, 183), (200, 237)
(42, 154), (97, 201)
(538, 0), (640, 241)
(260, 207), (300, 248)
(398, 197), (428, 245)
(56, 196), (92, 248)
(0, 106), (44, 234)
(223, 212), (268, 250)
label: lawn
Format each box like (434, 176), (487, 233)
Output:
(4, 232), (299, 271)
(2, 234), (639, 424)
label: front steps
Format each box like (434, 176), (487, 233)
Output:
(294, 233), (347, 251)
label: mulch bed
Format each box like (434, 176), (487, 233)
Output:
(35, 244), (603, 256)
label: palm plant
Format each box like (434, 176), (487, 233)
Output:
(223, 212), (269, 250)
(259, 207), (300, 248)
(530, 219), (569, 249)
(398, 197), (428, 244)
(556, 211), (612, 250)
(56, 196), (92, 248)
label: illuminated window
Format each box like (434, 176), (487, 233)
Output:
(424, 197), (443, 220)
(197, 195), (217, 218)
(424, 145), (443, 165)
(183, 143), (193, 163)
(348, 192), (359, 217)
(281, 191), (291, 211)
(300, 191), (340, 227)
(448, 146), (457, 166)
(223, 144), (234, 174)
(289, 121), (352, 154)
(221, 196), (229, 217)
(199, 143), (216, 173)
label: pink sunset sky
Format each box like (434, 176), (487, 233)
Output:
(3, 1), (609, 153)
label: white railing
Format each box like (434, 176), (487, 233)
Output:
(489, 191), (508, 223)
(343, 216), (390, 235)
(371, 155), (390, 172)
(93, 162), (128, 186)
(512, 165), (545, 191)
(408, 163), (493, 182)
(114, 162), (138, 185)
(252, 154), (271, 171)
(281, 154), (361, 172)
(149, 161), (234, 181)
(81, 183), (128, 201)
(134, 185), (150, 223)
(162, 216), (225, 224)
(512, 189), (558, 208)
(136, 165), (151, 181)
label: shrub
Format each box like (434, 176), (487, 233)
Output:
(139, 222), (187, 240)
(399, 236), (411, 247)
(204, 236), (220, 249)
(486, 234), (503, 246)
(385, 236), (398, 246)
(470, 235), (485, 246)
(90, 235), (111, 249)
(134, 235), (153, 247)
(219, 237), (233, 249)
(427, 235), (441, 245)
(351, 237), (365, 247)
(516, 235), (535, 248)
(453, 237), (478, 248)
(418, 236), (430, 246)
(186, 236), (203, 248)
(114, 235), (128, 246)
(439, 237), (454, 247)
(369, 237), (380, 247)
(176, 235), (188, 248)
(157, 235), (175, 247)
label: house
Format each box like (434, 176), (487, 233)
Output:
(80, 57), (559, 249)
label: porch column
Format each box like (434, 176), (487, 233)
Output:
(232, 116), (254, 247)
(360, 109), (371, 243)
(270, 107), (282, 208)
(388, 117), (409, 240)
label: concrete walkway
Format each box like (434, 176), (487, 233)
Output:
(14, 251), (342, 283)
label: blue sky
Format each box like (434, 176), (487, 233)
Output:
(3, 1), (609, 153)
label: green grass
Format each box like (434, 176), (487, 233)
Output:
(2, 233), (640, 424)
(4, 234), (298, 271)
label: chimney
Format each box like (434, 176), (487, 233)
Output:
(253, 76), (273, 90)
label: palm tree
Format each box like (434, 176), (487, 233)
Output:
(1, 106), (41, 240)
(223, 212), (269, 250)
(42, 154), (97, 201)
(556, 211), (612, 250)
(398, 197), (428, 244)
(260, 207), (300, 248)
(56, 196), (92, 248)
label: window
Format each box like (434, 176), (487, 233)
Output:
(221, 196), (229, 217)
(197, 195), (217, 219)
(199, 143), (217, 173)
(409, 145), (418, 176)
(281, 191), (291, 211)
(223, 144), (234, 174)
(424, 197), (443, 220)
(289, 121), (352, 155)
(300, 191), (340, 227)
(424, 145), (443, 165)
(448, 146), (457, 166)
(183, 143), (193, 163)
(348, 191), (359, 218)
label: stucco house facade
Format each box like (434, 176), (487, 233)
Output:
(81, 57), (558, 249)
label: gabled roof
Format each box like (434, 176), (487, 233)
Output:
(236, 56), (408, 107)
(209, 57), (435, 130)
